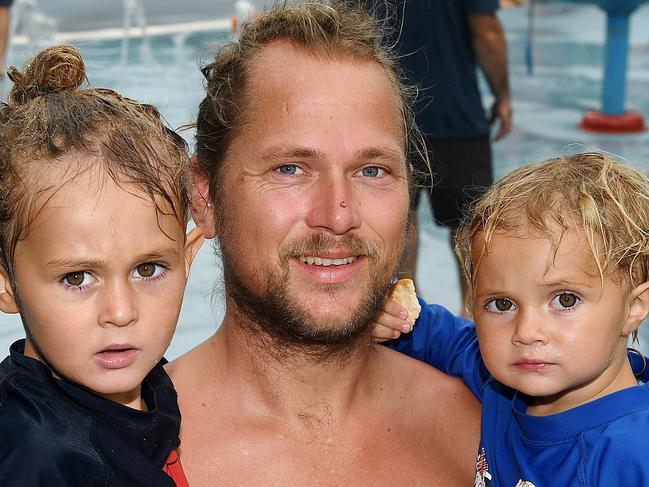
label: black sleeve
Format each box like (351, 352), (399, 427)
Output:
(0, 389), (108, 486)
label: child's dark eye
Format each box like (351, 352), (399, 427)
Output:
(485, 298), (516, 312)
(63, 271), (92, 287)
(133, 262), (165, 280)
(552, 292), (580, 309)
(136, 263), (156, 278)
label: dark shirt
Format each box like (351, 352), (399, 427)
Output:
(374, 0), (498, 138)
(0, 340), (180, 486)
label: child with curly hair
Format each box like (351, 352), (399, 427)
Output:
(375, 152), (649, 485)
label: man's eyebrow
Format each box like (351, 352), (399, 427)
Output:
(262, 146), (325, 161)
(354, 146), (404, 163)
(261, 146), (405, 163)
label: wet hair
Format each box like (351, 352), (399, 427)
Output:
(195, 0), (425, 226)
(456, 152), (649, 307)
(0, 44), (190, 277)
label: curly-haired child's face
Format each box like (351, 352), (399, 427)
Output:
(472, 225), (649, 416)
(0, 166), (202, 409)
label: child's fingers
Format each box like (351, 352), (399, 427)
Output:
(375, 306), (412, 333)
(384, 297), (409, 322)
(370, 295), (416, 343)
(371, 324), (401, 343)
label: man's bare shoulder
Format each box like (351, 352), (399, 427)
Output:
(368, 344), (481, 481)
(371, 343), (480, 437)
(373, 343), (476, 397)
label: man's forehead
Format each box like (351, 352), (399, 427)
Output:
(244, 41), (402, 130)
(248, 40), (391, 94)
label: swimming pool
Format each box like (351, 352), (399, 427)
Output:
(1, 3), (648, 358)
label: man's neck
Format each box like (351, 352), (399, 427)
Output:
(211, 309), (379, 424)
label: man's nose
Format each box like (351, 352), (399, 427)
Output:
(305, 173), (361, 235)
(98, 280), (138, 328)
(512, 308), (546, 346)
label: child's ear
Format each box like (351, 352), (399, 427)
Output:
(0, 269), (19, 314)
(183, 227), (204, 278)
(623, 281), (649, 336)
(190, 156), (217, 239)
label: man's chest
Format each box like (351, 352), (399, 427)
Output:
(180, 418), (468, 486)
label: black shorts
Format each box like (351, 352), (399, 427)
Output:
(0, 0), (12, 7)
(412, 135), (492, 230)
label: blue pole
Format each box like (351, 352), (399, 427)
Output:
(600, 8), (632, 115)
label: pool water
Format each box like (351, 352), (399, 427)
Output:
(1, 3), (648, 358)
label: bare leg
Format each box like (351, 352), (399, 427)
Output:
(449, 230), (471, 318)
(400, 211), (471, 318)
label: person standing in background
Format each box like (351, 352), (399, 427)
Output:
(0, 0), (12, 78)
(375, 0), (512, 312)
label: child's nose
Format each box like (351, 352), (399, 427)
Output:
(98, 281), (138, 328)
(512, 309), (546, 345)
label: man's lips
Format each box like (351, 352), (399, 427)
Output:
(94, 345), (139, 369)
(298, 255), (357, 266)
(294, 255), (364, 284)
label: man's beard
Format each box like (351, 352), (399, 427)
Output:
(220, 232), (399, 361)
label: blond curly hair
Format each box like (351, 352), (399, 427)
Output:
(456, 152), (649, 309)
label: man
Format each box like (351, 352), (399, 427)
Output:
(378, 0), (512, 308)
(168, 2), (480, 485)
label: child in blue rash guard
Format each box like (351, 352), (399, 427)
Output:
(0, 45), (203, 486)
(373, 152), (649, 486)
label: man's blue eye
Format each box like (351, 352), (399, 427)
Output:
(278, 165), (298, 175)
(362, 167), (381, 177)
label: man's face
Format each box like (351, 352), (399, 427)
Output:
(215, 42), (410, 349)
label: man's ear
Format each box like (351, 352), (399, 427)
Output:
(623, 281), (649, 336)
(190, 155), (217, 239)
(0, 269), (19, 314)
(183, 227), (205, 278)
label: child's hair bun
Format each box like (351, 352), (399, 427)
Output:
(7, 44), (86, 105)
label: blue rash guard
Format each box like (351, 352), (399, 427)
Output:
(0, 340), (182, 486)
(389, 298), (649, 486)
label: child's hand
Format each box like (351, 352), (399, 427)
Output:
(371, 297), (414, 343)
